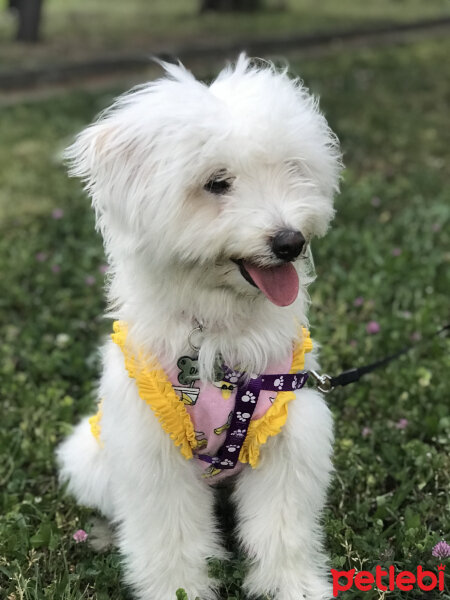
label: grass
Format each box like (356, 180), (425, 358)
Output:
(1, 0), (450, 70)
(0, 37), (449, 599)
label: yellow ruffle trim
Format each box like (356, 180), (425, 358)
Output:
(89, 399), (104, 446)
(91, 321), (312, 468)
(238, 327), (312, 467)
(111, 321), (198, 459)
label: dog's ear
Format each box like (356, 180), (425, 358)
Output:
(65, 121), (113, 183)
(64, 117), (143, 239)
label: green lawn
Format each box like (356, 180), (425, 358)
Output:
(1, 0), (450, 70)
(0, 38), (449, 599)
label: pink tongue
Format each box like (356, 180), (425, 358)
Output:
(243, 261), (299, 307)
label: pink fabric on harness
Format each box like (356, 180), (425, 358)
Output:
(167, 352), (293, 482)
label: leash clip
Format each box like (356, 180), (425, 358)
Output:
(310, 370), (334, 393)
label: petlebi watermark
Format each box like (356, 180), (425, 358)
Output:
(331, 564), (446, 596)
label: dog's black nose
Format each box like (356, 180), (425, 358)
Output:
(271, 229), (305, 261)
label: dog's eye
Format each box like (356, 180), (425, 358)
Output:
(204, 172), (233, 195)
(205, 179), (231, 194)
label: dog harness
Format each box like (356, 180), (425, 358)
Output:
(90, 321), (312, 482)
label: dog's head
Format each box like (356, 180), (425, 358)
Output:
(66, 56), (341, 310)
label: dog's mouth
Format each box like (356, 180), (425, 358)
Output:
(232, 259), (299, 307)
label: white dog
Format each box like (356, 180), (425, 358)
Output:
(57, 55), (342, 600)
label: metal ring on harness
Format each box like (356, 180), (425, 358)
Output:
(188, 324), (204, 353)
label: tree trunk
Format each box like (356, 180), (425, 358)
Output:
(16, 0), (43, 43)
(201, 0), (262, 12)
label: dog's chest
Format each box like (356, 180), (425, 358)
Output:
(104, 321), (312, 484)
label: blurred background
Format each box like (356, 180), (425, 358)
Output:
(2, 0), (450, 90)
(1, 2), (449, 599)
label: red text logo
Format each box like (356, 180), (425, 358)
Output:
(331, 564), (446, 596)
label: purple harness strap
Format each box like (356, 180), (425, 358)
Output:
(198, 370), (309, 469)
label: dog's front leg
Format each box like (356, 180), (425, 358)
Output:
(233, 388), (334, 600)
(108, 407), (225, 600)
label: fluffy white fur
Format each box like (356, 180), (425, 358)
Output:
(57, 55), (342, 600)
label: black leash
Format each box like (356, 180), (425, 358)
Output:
(310, 323), (450, 393)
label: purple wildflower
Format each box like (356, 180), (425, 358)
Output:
(73, 529), (88, 543)
(366, 321), (380, 335)
(361, 426), (372, 438)
(52, 208), (64, 220)
(410, 331), (422, 342)
(35, 252), (48, 262)
(391, 247), (402, 257)
(395, 418), (409, 430)
(432, 541), (450, 558)
(98, 264), (109, 274)
(85, 275), (96, 286)
(51, 264), (61, 274)
(353, 296), (364, 307)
